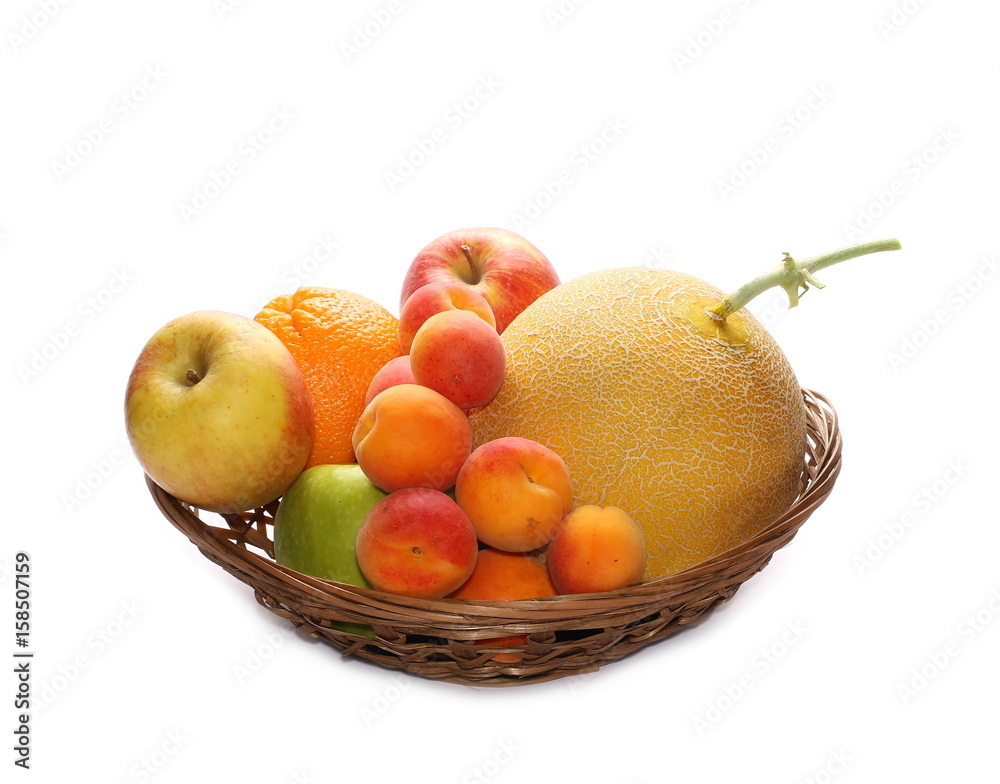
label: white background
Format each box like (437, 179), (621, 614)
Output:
(4, 0), (998, 781)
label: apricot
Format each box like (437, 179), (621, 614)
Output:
(409, 310), (506, 410)
(455, 436), (573, 552)
(356, 487), (478, 598)
(352, 384), (472, 493)
(364, 355), (417, 405)
(547, 505), (647, 594)
(449, 548), (557, 663)
(398, 281), (497, 354)
(450, 548), (557, 601)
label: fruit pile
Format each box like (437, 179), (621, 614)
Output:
(126, 228), (900, 644)
(125, 227), (649, 623)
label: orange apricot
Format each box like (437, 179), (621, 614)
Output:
(352, 384), (472, 493)
(547, 505), (647, 594)
(449, 548), (557, 663)
(455, 436), (573, 552)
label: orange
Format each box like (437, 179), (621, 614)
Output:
(469, 267), (807, 579)
(255, 286), (402, 467)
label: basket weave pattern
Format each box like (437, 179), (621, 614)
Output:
(148, 388), (842, 687)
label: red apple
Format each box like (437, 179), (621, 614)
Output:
(399, 227), (560, 334)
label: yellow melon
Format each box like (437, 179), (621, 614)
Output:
(469, 266), (808, 578)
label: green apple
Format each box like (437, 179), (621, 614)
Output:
(274, 464), (387, 637)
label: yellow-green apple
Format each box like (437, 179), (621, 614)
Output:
(397, 280), (496, 353)
(455, 436), (573, 551)
(409, 310), (506, 409)
(125, 310), (313, 513)
(399, 227), (559, 334)
(356, 487), (478, 598)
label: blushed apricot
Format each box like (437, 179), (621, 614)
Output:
(364, 355), (417, 405)
(356, 488), (478, 599)
(398, 280), (497, 354)
(409, 310), (506, 410)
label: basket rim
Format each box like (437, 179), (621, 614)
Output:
(147, 387), (842, 626)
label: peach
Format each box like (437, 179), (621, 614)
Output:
(356, 488), (478, 598)
(547, 505), (647, 594)
(455, 436), (573, 552)
(398, 280), (497, 354)
(449, 548), (557, 662)
(364, 355), (417, 405)
(352, 384), (472, 493)
(409, 309), (506, 410)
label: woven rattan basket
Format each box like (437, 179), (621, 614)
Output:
(147, 388), (842, 687)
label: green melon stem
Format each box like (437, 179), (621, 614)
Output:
(706, 238), (902, 321)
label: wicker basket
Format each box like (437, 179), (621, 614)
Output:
(147, 388), (842, 687)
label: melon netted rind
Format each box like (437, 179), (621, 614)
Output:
(469, 267), (808, 579)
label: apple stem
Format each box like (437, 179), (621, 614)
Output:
(706, 238), (902, 321)
(460, 244), (481, 284)
(185, 369), (202, 385)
